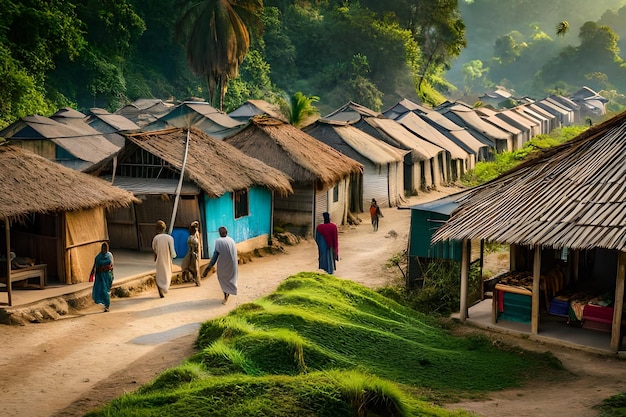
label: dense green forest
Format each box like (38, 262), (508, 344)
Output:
(2, 0), (626, 129)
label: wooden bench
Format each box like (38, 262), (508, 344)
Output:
(0, 264), (47, 289)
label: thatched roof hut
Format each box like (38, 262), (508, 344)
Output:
(431, 111), (626, 350)
(0, 145), (139, 302)
(225, 116), (363, 233)
(225, 116), (363, 189)
(0, 145), (138, 222)
(121, 127), (293, 197)
(432, 112), (626, 251)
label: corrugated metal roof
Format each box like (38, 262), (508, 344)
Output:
(104, 176), (200, 195)
(432, 111), (626, 251)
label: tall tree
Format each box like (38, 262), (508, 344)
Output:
(409, 0), (466, 91)
(175, 0), (263, 110)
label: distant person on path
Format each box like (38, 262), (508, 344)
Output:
(152, 220), (176, 298)
(91, 242), (114, 312)
(202, 226), (238, 304)
(369, 198), (383, 232)
(315, 212), (339, 274)
(181, 221), (202, 286)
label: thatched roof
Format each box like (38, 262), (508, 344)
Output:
(432, 111), (626, 251)
(122, 127), (293, 197)
(0, 114), (120, 164)
(0, 145), (138, 221)
(303, 119), (407, 166)
(225, 117), (363, 189)
(229, 99), (287, 123)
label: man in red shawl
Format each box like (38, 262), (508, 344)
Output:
(315, 212), (339, 274)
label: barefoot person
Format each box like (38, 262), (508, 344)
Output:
(152, 220), (176, 298)
(202, 226), (238, 304)
(91, 242), (114, 312)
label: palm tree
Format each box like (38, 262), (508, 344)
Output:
(175, 0), (263, 110)
(556, 21), (569, 37)
(280, 92), (320, 128)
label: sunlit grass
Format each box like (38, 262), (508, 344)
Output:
(87, 272), (567, 417)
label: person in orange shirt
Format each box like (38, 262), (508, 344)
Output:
(369, 198), (383, 232)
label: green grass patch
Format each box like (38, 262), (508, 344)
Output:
(88, 272), (568, 416)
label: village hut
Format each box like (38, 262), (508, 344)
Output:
(389, 107), (476, 179)
(436, 101), (512, 153)
(303, 118), (408, 211)
(571, 87), (608, 118)
(228, 99), (287, 123)
(86, 127), (293, 256)
(534, 98), (573, 126)
(474, 106), (525, 151)
(0, 110), (121, 171)
(115, 98), (175, 127)
(431, 111), (626, 352)
(225, 117), (363, 236)
(526, 103), (560, 132)
(143, 101), (246, 139)
(385, 99), (493, 164)
(324, 101), (446, 193)
(0, 145), (138, 305)
(85, 108), (141, 147)
(512, 105), (551, 135)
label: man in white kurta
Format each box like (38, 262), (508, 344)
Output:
(202, 226), (238, 304)
(152, 220), (176, 298)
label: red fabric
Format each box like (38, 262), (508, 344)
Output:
(316, 222), (339, 258)
(583, 304), (614, 324)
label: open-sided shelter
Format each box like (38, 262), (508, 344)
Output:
(432, 111), (626, 352)
(0, 145), (138, 305)
(87, 128), (293, 256)
(225, 117), (363, 236)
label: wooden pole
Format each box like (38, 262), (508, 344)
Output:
(531, 245), (541, 335)
(610, 252), (626, 352)
(459, 238), (470, 321)
(5, 218), (12, 306)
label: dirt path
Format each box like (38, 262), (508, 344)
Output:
(1, 186), (625, 417)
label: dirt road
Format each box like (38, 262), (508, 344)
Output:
(2, 186), (625, 417)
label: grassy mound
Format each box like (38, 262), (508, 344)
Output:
(87, 272), (566, 416)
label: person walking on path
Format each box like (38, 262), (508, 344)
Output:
(91, 242), (114, 312)
(181, 221), (202, 286)
(202, 226), (238, 304)
(315, 212), (339, 274)
(152, 220), (176, 298)
(369, 198), (383, 232)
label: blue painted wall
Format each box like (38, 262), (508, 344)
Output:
(203, 187), (272, 253)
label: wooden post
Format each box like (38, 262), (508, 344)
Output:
(5, 218), (12, 306)
(610, 252), (626, 352)
(459, 238), (470, 321)
(531, 245), (542, 335)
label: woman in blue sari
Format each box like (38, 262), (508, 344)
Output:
(91, 242), (114, 312)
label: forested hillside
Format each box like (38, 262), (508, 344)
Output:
(1, 0), (626, 129)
